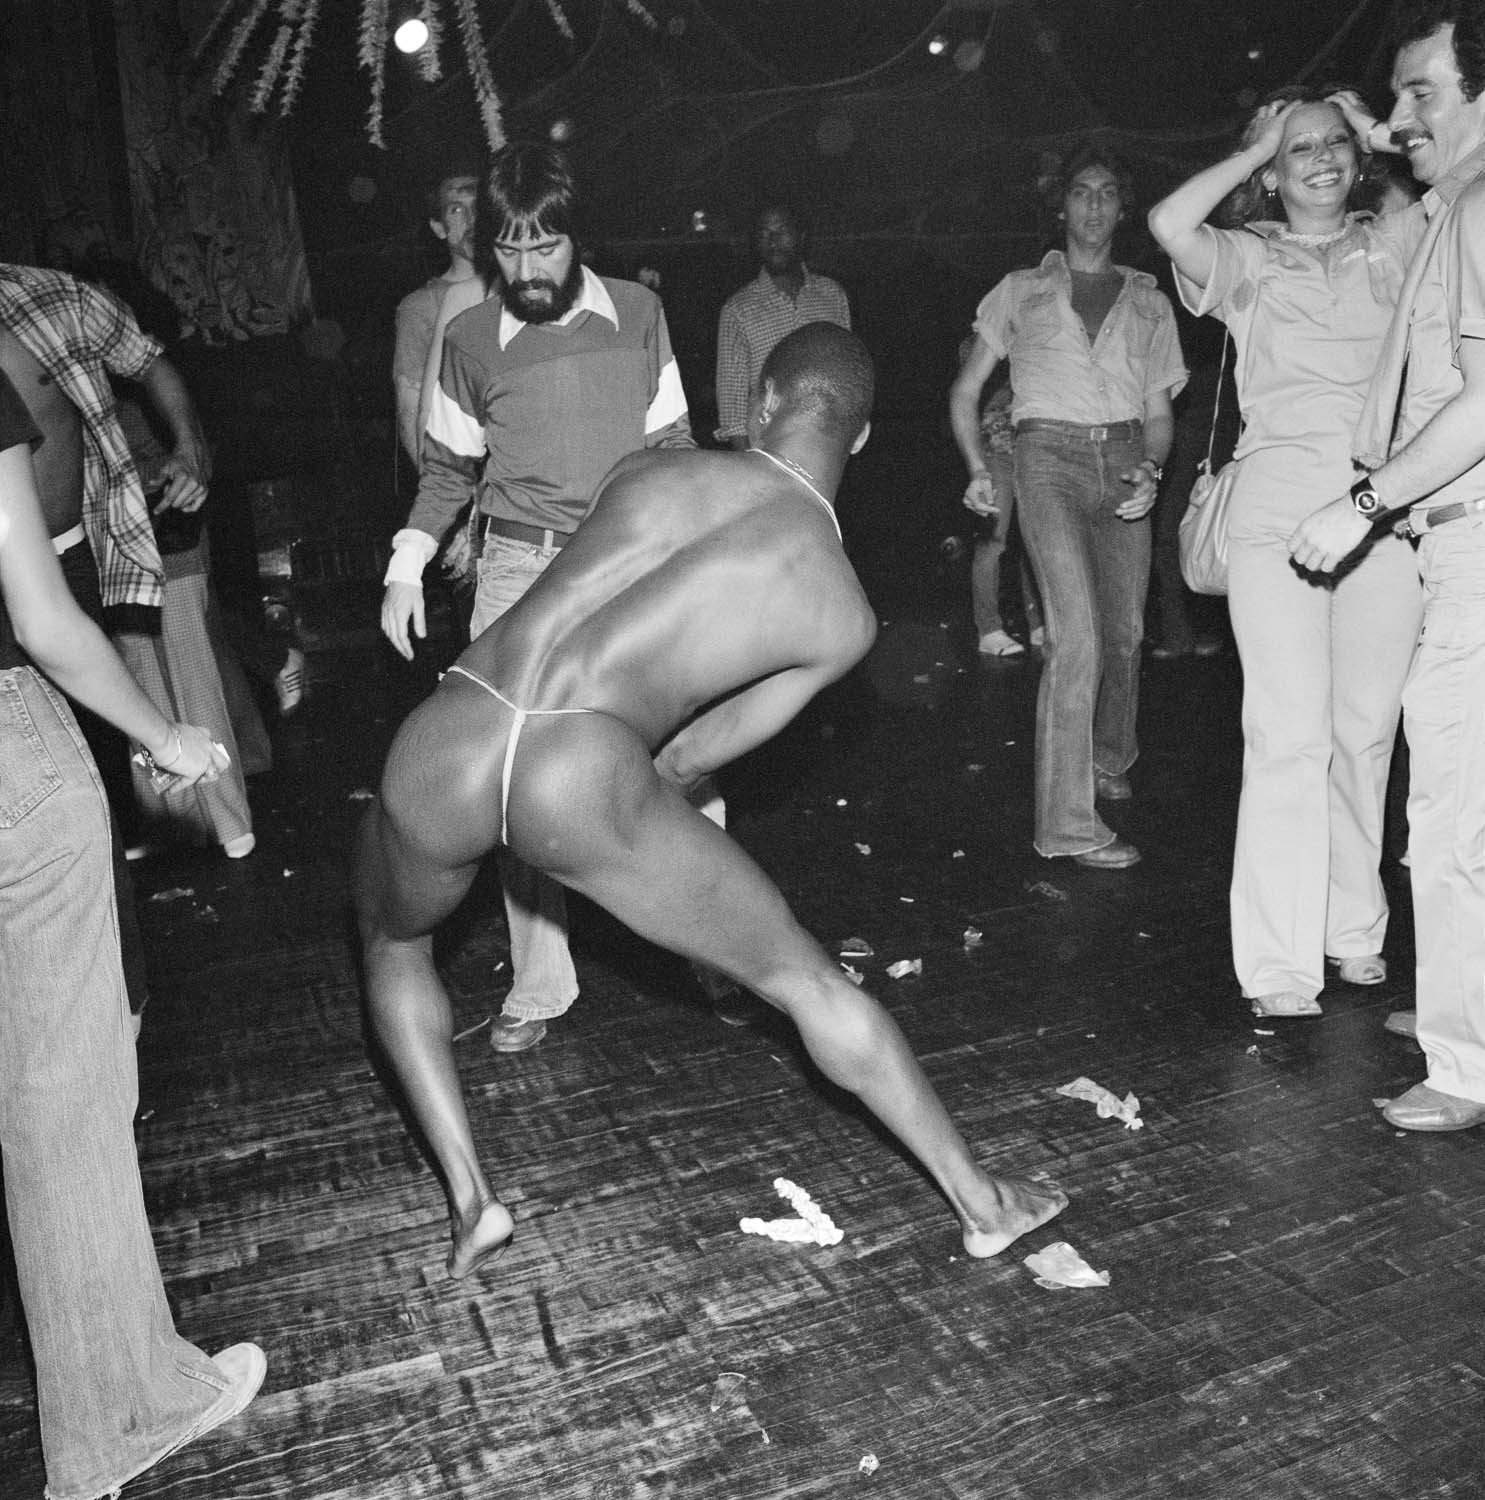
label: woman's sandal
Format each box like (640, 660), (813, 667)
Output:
(1328, 954), (1387, 986)
(1250, 991), (1323, 1019)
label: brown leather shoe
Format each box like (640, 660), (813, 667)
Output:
(1094, 770), (1132, 801)
(1072, 836), (1141, 869)
(1381, 1081), (1485, 1132)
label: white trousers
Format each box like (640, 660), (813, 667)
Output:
(1406, 515), (1485, 1103)
(1226, 532), (1422, 1000)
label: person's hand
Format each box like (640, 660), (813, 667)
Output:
(1244, 97), (1303, 165)
(1116, 460), (1160, 521)
(1327, 89), (1385, 151)
(140, 722), (230, 789)
(440, 524), (473, 580)
(961, 470), (999, 518)
(153, 447), (210, 513)
(1288, 496), (1373, 573)
(381, 581), (426, 661)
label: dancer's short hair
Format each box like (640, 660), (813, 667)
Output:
(759, 322), (874, 445)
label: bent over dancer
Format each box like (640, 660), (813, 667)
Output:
(356, 324), (1067, 1276)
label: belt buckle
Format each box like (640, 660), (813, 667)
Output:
(1090, 425), (1110, 442)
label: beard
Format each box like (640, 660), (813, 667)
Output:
(500, 255), (584, 325)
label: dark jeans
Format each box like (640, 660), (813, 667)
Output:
(1014, 426), (1150, 855)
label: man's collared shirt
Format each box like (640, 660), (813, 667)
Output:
(388, 266), (692, 584)
(714, 266), (851, 441)
(1387, 143), (1485, 509)
(0, 263), (163, 617)
(971, 251), (1186, 427)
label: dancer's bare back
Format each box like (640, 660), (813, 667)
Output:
(466, 446), (877, 753)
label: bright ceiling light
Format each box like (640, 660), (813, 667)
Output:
(394, 18), (430, 53)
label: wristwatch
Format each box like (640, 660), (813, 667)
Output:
(1142, 459), (1164, 483)
(1350, 473), (1386, 520)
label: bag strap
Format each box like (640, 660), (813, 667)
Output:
(1202, 330), (1231, 473)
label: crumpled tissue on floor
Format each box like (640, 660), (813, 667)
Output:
(740, 1176), (844, 1246)
(1056, 1075), (1143, 1130)
(1023, 1241), (1110, 1289)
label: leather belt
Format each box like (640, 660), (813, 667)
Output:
(1015, 418), (1143, 442)
(483, 516), (571, 550)
(1394, 496), (1485, 539)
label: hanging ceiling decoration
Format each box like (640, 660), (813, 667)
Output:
(196, 0), (657, 151)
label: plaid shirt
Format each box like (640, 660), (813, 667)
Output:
(0, 264), (164, 617)
(714, 267), (851, 440)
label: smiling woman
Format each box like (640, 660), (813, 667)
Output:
(1147, 87), (1426, 1022)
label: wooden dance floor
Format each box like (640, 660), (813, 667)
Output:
(3, 457), (1482, 1498)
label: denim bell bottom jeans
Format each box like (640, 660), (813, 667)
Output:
(0, 667), (226, 1500)
(1013, 426), (1150, 856)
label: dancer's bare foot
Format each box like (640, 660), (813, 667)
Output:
(448, 1198), (515, 1278)
(959, 1175), (1068, 1258)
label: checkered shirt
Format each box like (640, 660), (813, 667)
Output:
(0, 263), (164, 615)
(714, 267), (851, 440)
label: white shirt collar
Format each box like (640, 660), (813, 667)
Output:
(498, 265), (618, 349)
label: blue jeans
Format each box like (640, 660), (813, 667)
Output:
(471, 534), (580, 1021)
(0, 668), (227, 1500)
(1014, 427), (1150, 855)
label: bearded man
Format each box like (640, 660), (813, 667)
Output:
(380, 138), (694, 1053)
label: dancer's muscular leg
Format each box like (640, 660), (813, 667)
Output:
(516, 716), (1067, 1256)
(354, 803), (514, 1277)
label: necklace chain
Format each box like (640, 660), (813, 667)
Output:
(750, 447), (841, 538)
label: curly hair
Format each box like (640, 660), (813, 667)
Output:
(1219, 86), (1382, 227)
(1391, 1), (1485, 100)
(1040, 141), (1137, 216)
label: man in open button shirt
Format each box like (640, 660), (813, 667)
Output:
(381, 139), (693, 1052)
(949, 143), (1185, 869)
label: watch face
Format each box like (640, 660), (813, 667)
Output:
(1351, 479), (1382, 515)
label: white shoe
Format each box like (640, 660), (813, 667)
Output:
(977, 629), (1025, 658)
(222, 833), (256, 859)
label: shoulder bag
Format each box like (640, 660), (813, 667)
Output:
(1178, 329), (1237, 596)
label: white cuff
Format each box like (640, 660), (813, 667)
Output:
(384, 529), (439, 586)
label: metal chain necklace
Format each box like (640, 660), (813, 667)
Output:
(750, 447), (841, 539)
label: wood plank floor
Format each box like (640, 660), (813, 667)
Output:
(4, 473), (1484, 1498)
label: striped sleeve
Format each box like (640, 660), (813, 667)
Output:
(644, 302), (693, 447)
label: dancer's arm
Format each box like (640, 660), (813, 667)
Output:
(0, 440), (224, 783)
(656, 627), (870, 789)
(1148, 98), (1300, 288)
(948, 336), (1002, 517)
